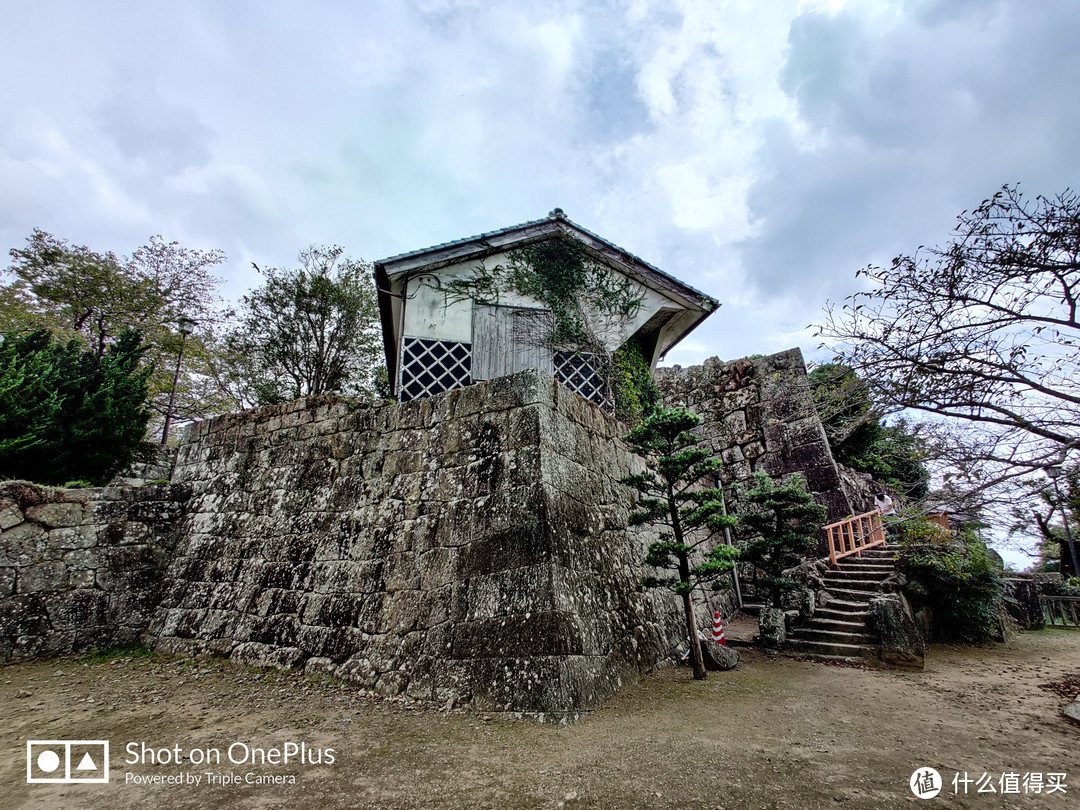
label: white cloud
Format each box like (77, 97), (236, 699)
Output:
(0, 0), (1077, 369)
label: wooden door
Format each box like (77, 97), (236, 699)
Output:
(472, 303), (552, 381)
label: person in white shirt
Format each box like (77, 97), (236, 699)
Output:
(874, 490), (898, 537)
(873, 491), (896, 517)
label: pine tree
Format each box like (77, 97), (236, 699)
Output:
(622, 407), (739, 680)
(738, 472), (827, 608)
(0, 329), (152, 485)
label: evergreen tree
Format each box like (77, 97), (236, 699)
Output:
(0, 329), (152, 485)
(738, 472), (827, 608)
(622, 407), (739, 680)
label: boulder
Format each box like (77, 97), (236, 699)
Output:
(868, 595), (924, 670)
(758, 607), (786, 649)
(1003, 578), (1045, 630)
(699, 639), (740, 671)
(1063, 698), (1080, 724)
(798, 588), (816, 624)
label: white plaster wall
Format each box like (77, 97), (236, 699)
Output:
(400, 251), (681, 351)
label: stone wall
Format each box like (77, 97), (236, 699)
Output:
(1, 352), (848, 715)
(656, 349), (854, 527)
(150, 371), (689, 719)
(0, 482), (190, 662)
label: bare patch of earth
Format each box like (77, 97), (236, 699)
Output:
(2, 630), (1079, 810)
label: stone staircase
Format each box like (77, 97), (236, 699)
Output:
(787, 544), (901, 662)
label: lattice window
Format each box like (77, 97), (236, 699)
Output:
(400, 338), (472, 402)
(555, 351), (612, 411)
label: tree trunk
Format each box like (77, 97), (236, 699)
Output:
(682, 590), (706, 680)
(669, 484), (705, 680)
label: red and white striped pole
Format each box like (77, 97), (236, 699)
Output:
(712, 611), (727, 645)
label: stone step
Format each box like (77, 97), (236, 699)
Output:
(790, 627), (876, 645)
(808, 616), (868, 632)
(818, 599), (870, 613)
(833, 560), (895, 569)
(822, 579), (888, 592)
(826, 568), (892, 580)
(825, 587), (885, 600)
(787, 638), (880, 660)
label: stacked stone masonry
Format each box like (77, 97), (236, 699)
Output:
(0, 482), (189, 661)
(150, 371), (691, 718)
(656, 349), (855, 529)
(1, 348), (846, 716)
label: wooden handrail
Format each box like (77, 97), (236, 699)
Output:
(1041, 595), (1080, 628)
(823, 509), (887, 565)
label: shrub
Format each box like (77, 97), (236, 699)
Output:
(898, 531), (1005, 642)
(897, 516), (952, 545)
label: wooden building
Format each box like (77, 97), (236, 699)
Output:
(374, 209), (717, 405)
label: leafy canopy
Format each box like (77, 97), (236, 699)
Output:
(3, 229), (227, 429)
(897, 524), (1004, 642)
(807, 363), (929, 499)
(0, 329), (152, 486)
(817, 184), (1080, 508)
(737, 472), (827, 608)
(220, 245), (382, 405)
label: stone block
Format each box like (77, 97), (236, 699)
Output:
(0, 498), (23, 530)
(45, 589), (110, 629)
(18, 562), (68, 593)
(868, 595), (924, 670)
(758, 607), (786, 649)
(1003, 578), (1044, 630)
(0, 522), (48, 567)
(0, 567), (14, 597)
(232, 641), (308, 671)
(699, 639), (740, 670)
(47, 525), (98, 550)
(25, 501), (87, 528)
(67, 568), (95, 589)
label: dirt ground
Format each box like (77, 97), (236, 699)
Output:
(2, 630), (1079, 810)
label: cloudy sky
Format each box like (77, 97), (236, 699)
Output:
(3, 0), (1079, 366)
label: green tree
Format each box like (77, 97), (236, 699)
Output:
(0, 329), (152, 485)
(223, 245), (381, 405)
(808, 363), (930, 499)
(3, 229), (228, 430)
(622, 408), (740, 680)
(738, 472), (827, 608)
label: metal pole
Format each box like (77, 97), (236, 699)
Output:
(718, 483), (743, 609)
(1051, 476), (1080, 578)
(161, 331), (188, 445)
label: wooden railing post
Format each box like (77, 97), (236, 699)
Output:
(823, 509), (888, 566)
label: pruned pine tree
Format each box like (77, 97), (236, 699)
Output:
(738, 472), (827, 608)
(622, 408), (739, 681)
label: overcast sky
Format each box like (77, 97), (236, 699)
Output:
(3, 0), (1079, 366)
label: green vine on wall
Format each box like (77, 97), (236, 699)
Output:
(442, 238), (657, 422)
(612, 341), (660, 424)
